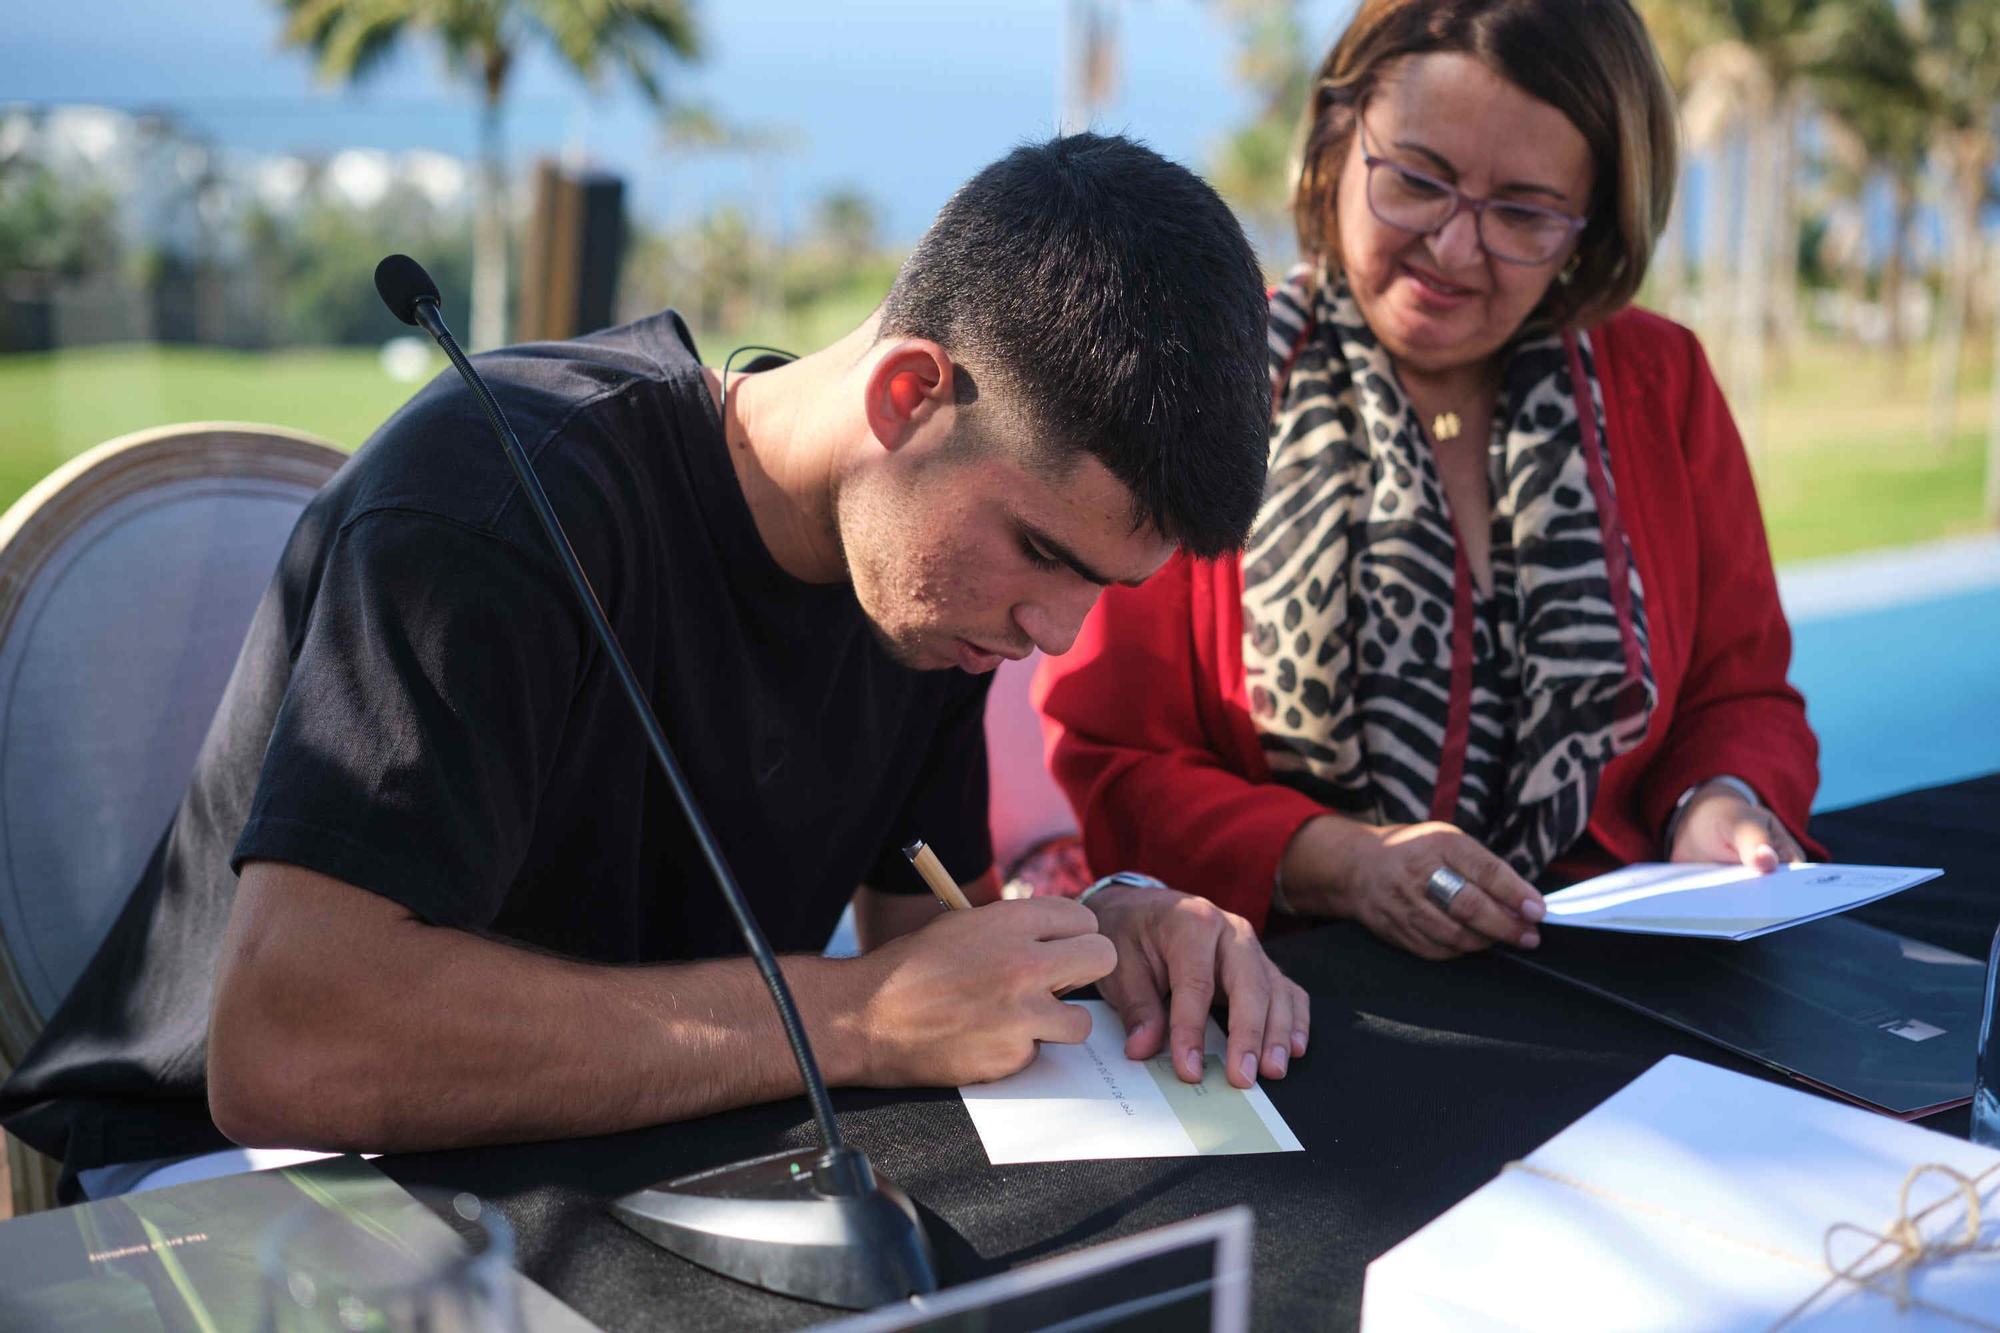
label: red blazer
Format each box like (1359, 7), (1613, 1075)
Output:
(1034, 307), (1822, 933)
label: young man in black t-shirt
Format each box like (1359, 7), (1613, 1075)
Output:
(2, 134), (1308, 1197)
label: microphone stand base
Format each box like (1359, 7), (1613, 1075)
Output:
(611, 1146), (937, 1309)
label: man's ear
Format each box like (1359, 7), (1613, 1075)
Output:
(864, 340), (955, 453)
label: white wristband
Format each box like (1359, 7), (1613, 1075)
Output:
(1663, 774), (1762, 854)
(1078, 870), (1167, 908)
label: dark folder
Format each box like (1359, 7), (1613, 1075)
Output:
(1510, 916), (1984, 1118)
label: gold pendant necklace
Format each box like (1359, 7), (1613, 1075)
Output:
(1431, 411), (1462, 442)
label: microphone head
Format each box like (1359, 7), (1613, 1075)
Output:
(375, 254), (441, 326)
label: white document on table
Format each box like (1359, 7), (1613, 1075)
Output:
(1539, 861), (1941, 940)
(1362, 1055), (2000, 1331)
(957, 1000), (1303, 1165)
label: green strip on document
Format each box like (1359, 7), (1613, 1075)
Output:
(1145, 1054), (1283, 1154)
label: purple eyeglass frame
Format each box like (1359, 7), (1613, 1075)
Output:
(1357, 121), (1587, 267)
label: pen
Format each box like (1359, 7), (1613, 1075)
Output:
(902, 839), (973, 911)
(908, 837), (1087, 1000)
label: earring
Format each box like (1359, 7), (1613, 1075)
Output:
(1558, 257), (1580, 286)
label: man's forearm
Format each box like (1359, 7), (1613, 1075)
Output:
(209, 866), (871, 1153)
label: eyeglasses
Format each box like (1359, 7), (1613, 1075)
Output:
(1357, 120), (1586, 267)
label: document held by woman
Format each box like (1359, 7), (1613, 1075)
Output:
(1539, 862), (1942, 941)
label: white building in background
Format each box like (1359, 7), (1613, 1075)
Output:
(251, 156), (311, 216)
(1, 101), (476, 349)
(315, 148), (471, 216)
(403, 150), (471, 212)
(5, 102), (473, 248)
(324, 149), (395, 212)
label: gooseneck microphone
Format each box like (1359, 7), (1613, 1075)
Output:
(373, 253), (443, 327)
(375, 255), (935, 1308)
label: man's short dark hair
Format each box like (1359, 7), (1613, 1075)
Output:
(879, 133), (1270, 558)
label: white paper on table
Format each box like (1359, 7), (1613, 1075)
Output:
(957, 1000), (1303, 1165)
(1362, 1055), (2000, 1332)
(1539, 861), (1941, 940)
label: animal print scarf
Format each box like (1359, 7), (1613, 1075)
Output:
(1241, 267), (1656, 879)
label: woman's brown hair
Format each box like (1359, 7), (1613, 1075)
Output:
(1293, 0), (1678, 331)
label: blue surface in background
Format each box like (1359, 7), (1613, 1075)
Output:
(1792, 584), (2000, 812)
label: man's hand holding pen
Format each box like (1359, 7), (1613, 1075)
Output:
(838, 897), (1115, 1086)
(897, 841), (1308, 1091)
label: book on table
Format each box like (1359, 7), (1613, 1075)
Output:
(0, 1154), (594, 1331)
(1511, 915), (1982, 1118)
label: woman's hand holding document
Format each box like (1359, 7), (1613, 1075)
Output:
(1541, 863), (1943, 941)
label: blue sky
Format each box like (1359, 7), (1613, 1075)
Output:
(6, 0), (1357, 243)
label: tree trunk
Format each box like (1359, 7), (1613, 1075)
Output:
(1929, 167), (1977, 457)
(752, 151), (781, 326)
(1653, 186), (1687, 320)
(1767, 90), (1800, 380)
(1883, 175), (1915, 388)
(1836, 203), (1867, 346)
(472, 92), (509, 351)
(1731, 116), (1775, 461)
(1988, 230), (2000, 526)
(1060, 0), (1118, 133)
(1699, 131), (1737, 369)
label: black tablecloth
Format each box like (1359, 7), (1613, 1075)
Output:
(380, 774), (2000, 1331)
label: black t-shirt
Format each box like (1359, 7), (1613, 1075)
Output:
(0, 312), (993, 1187)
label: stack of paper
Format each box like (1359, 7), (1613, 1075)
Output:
(1362, 1057), (2000, 1330)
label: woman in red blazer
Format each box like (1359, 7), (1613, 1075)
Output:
(1036, 0), (1819, 964)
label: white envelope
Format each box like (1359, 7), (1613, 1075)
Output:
(1540, 863), (1942, 940)
(1362, 1056), (2000, 1331)
(957, 1001), (1302, 1165)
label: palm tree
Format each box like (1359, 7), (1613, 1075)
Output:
(277, 0), (700, 350)
(660, 105), (800, 329)
(1061, 0), (1121, 133)
(1638, 2), (1793, 452)
(1812, 0), (1928, 378)
(1646, 0), (1915, 453)
(1903, 0), (2000, 491)
(1209, 0), (1312, 263)
(1636, 0), (1712, 322)
(1667, 34), (1775, 446)
(813, 188), (880, 270)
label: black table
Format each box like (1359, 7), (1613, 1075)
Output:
(381, 774), (1999, 1331)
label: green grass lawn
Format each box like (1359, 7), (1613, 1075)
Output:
(0, 344), (423, 507)
(1, 335), (1993, 565)
(1751, 338), (1994, 564)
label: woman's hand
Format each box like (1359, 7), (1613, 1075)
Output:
(1667, 782), (1805, 872)
(1280, 815), (1545, 961)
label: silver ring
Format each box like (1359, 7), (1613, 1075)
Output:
(1425, 866), (1469, 912)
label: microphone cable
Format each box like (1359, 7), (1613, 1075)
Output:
(375, 258), (854, 1175)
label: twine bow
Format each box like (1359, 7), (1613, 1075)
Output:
(1770, 1162), (2000, 1330)
(1501, 1158), (2000, 1331)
